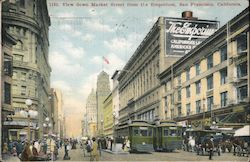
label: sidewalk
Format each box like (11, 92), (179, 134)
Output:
(2, 153), (19, 162)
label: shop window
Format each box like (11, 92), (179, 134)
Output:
(237, 85), (248, 101)
(207, 96), (213, 111)
(220, 91), (228, 107)
(220, 68), (228, 85)
(237, 61), (247, 78)
(220, 45), (227, 62)
(196, 100), (201, 113)
(207, 54), (213, 69)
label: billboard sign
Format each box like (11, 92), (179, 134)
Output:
(165, 18), (219, 55)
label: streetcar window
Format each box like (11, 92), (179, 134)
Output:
(133, 129), (139, 136)
(148, 128), (152, 136)
(170, 130), (176, 136)
(163, 129), (169, 136)
(141, 130), (148, 136)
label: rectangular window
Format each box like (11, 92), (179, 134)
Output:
(4, 55), (12, 76)
(196, 63), (200, 75)
(20, 72), (26, 81)
(186, 68), (190, 81)
(178, 90), (181, 101)
(196, 100), (201, 113)
(207, 96), (213, 111)
(221, 92), (228, 107)
(178, 105), (182, 117)
(237, 33), (247, 53)
(237, 61), (247, 78)
(220, 68), (228, 85)
(21, 86), (26, 95)
(237, 85), (248, 101)
(4, 82), (11, 104)
(196, 80), (201, 94)
(178, 75), (181, 85)
(186, 104), (190, 116)
(207, 75), (213, 90)
(207, 54), (213, 69)
(20, 0), (25, 8)
(186, 86), (190, 98)
(220, 45), (227, 62)
(165, 97), (168, 112)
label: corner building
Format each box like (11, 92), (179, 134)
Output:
(118, 12), (218, 124)
(158, 7), (249, 129)
(2, 0), (51, 140)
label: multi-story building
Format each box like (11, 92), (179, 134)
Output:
(118, 12), (218, 124)
(96, 71), (111, 134)
(103, 93), (113, 137)
(111, 70), (120, 129)
(85, 89), (97, 137)
(1, 26), (17, 160)
(2, 0), (51, 140)
(158, 7), (249, 129)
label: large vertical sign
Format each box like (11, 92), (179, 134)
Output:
(165, 18), (219, 55)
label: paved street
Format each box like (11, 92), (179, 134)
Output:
(2, 145), (249, 162)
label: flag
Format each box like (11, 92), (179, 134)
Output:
(103, 56), (109, 64)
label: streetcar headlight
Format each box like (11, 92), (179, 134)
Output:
(142, 142), (146, 145)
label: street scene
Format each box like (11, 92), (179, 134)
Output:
(0, 0), (250, 161)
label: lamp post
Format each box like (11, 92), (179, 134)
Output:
(43, 117), (52, 137)
(101, 119), (103, 135)
(20, 99), (38, 142)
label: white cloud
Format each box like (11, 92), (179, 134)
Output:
(84, 19), (114, 32)
(90, 56), (102, 65)
(115, 8), (124, 15)
(51, 80), (72, 94)
(59, 24), (82, 37)
(82, 33), (95, 42)
(49, 52), (83, 78)
(104, 32), (143, 56)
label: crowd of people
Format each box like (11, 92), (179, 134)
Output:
(2, 136), (70, 161)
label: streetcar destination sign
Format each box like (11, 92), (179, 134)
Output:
(165, 18), (219, 55)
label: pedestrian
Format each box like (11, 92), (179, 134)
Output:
(209, 136), (214, 160)
(90, 137), (99, 161)
(63, 139), (70, 160)
(123, 136), (130, 152)
(34, 140), (41, 154)
(16, 140), (23, 156)
(20, 142), (33, 161)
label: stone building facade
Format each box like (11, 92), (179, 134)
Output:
(158, 7), (249, 129)
(2, 0), (51, 140)
(85, 89), (97, 137)
(117, 13), (218, 125)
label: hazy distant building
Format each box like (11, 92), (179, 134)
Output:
(85, 89), (97, 137)
(96, 71), (111, 135)
(2, 0), (51, 140)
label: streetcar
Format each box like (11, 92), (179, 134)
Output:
(154, 120), (183, 152)
(116, 120), (154, 153)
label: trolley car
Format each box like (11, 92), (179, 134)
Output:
(116, 120), (154, 153)
(154, 120), (182, 152)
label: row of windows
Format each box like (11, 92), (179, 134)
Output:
(137, 109), (155, 121)
(178, 34), (247, 85)
(176, 85), (248, 116)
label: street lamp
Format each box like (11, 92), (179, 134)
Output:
(20, 99), (38, 142)
(43, 117), (52, 136)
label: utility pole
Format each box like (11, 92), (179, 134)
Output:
(0, 1), (3, 161)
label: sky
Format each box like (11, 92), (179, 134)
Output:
(46, 0), (249, 137)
